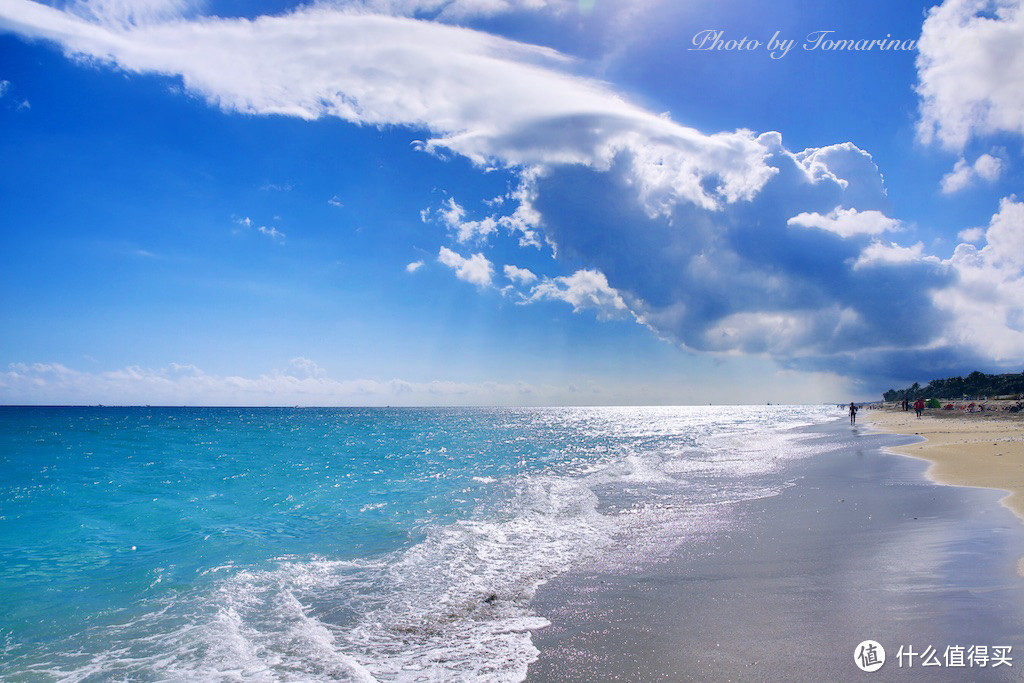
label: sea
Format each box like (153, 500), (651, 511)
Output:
(0, 405), (842, 682)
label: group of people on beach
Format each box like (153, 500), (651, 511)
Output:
(851, 398), (927, 424)
(900, 397), (926, 417)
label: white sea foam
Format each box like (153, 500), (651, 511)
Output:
(19, 405), (842, 682)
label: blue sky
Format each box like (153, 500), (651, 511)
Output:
(1, 0), (1022, 405)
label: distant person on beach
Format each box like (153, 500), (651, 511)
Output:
(914, 398), (925, 418)
(849, 402), (858, 424)
(902, 398), (909, 412)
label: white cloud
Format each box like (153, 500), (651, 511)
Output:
(0, 0), (776, 214)
(428, 172), (546, 249)
(495, 170), (544, 247)
(0, 78), (31, 110)
(982, 194), (1024, 268)
(406, 259), (425, 273)
(940, 153), (1004, 193)
(917, 0), (1024, 150)
(792, 141), (888, 203)
(437, 246), (493, 286)
(6, 0), (1021, 384)
(430, 196), (498, 243)
(234, 216), (284, 241)
(701, 307), (864, 357)
(787, 207), (902, 238)
(503, 264), (536, 284)
(974, 152), (1004, 181)
(940, 158), (975, 194)
(853, 241), (938, 270)
(260, 182), (293, 192)
(328, 195), (344, 207)
(957, 226), (985, 243)
(934, 197), (1024, 360)
(526, 268), (629, 319)
(257, 225), (285, 242)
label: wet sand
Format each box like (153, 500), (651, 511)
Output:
(526, 419), (1024, 681)
(863, 407), (1024, 520)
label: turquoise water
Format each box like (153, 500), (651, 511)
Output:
(0, 405), (838, 681)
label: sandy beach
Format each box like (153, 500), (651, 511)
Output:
(864, 406), (1024, 520)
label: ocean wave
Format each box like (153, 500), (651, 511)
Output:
(5, 405), (842, 682)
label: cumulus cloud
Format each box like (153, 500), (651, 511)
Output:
(940, 153), (1004, 193)
(426, 174), (546, 248)
(788, 207), (903, 238)
(406, 259), (425, 273)
(979, 194), (1024, 268)
(957, 226), (985, 243)
(917, 0), (1024, 150)
(791, 141), (889, 209)
(526, 269), (629, 319)
(941, 159), (976, 194)
(4, 0), (1022, 389)
(503, 264), (536, 284)
(700, 307), (864, 357)
(527, 135), (993, 383)
(427, 197), (498, 243)
(853, 241), (939, 270)
(934, 197), (1024, 360)
(437, 246), (493, 286)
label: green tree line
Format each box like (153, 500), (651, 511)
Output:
(882, 371), (1024, 402)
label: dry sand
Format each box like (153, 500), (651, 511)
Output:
(864, 405), (1024, 520)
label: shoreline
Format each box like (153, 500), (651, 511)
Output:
(526, 418), (1024, 681)
(862, 407), (1024, 521)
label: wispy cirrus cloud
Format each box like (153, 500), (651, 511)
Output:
(0, 0), (775, 215)
(0, 360), (549, 406)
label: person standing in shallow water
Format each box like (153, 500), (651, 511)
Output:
(849, 402), (858, 424)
